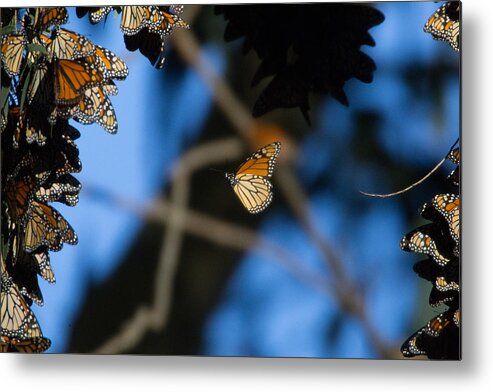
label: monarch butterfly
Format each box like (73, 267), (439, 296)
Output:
(226, 142), (281, 214)
(401, 309), (459, 359)
(10, 107), (48, 147)
(446, 147), (460, 187)
(54, 59), (105, 105)
(36, 7), (69, 31)
(76, 85), (118, 133)
(57, 83), (119, 133)
(1, 34), (27, 78)
(120, 6), (188, 68)
(120, 6), (147, 35)
(146, 8), (189, 36)
(90, 7), (113, 24)
(432, 194), (459, 244)
(0, 335), (51, 353)
(40, 28), (96, 60)
(435, 276), (459, 292)
(33, 248), (55, 283)
(400, 226), (450, 266)
(424, 2), (460, 51)
(124, 29), (167, 68)
(83, 45), (129, 80)
(24, 200), (78, 252)
(35, 173), (81, 207)
(0, 274), (51, 353)
(75, 7), (113, 24)
(447, 147), (460, 165)
(453, 309), (460, 327)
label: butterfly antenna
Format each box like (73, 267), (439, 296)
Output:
(360, 139), (459, 198)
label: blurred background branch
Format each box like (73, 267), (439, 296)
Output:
(91, 14), (397, 357)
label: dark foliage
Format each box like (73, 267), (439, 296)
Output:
(215, 4), (384, 123)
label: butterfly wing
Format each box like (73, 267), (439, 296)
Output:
(231, 142), (281, 214)
(120, 6), (146, 35)
(235, 141), (281, 179)
(233, 174), (273, 214)
(424, 2), (460, 51)
(1, 34), (26, 78)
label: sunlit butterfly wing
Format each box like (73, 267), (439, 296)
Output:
(84, 46), (129, 80)
(0, 274), (51, 353)
(42, 28), (96, 60)
(23, 201), (78, 252)
(120, 6), (146, 35)
(54, 59), (104, 105)
(1, 34), (26, 78)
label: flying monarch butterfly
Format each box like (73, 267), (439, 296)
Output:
(226, 142), (281, 214)
(400, 225), (450, 266)
(1, 34), (27, 78)
(424, 2), (460, 51)
(0, 273), (51, 353)
(53, 59), (105, 105)
(432, 193), (459, 245)
(39, 28), (96, 60)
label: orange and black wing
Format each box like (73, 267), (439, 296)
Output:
(1, 34), (26, 78)
(424, 2), (460, 51)
(54, 59), (104, 104)
(432, 194), (459, 244)
(235, 141), (281, 179)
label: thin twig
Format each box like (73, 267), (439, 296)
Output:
(359, 157), (446, 198)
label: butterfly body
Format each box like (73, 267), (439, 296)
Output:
(226, 142), (281, 214)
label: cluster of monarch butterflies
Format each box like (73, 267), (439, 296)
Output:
(424, 1), (460, 52)
(400, 147), (460, 359)
(75, 5), (189, 68)
(397, 2), (461, 360)
(1, 7), (131, 353)
(1, 5), (187, 353)
(1, 7), (129, 134)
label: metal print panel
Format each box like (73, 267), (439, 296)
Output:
(0, 2), (460, 359)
